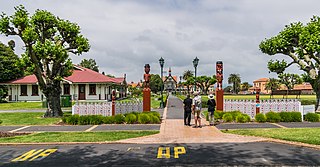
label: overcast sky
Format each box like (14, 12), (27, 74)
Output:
(1, 0), (320, 86)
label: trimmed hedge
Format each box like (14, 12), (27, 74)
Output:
(305, 113), (319, 122)
(291, 112), (302, 122)
(266, 112), (281, 123)
(0, 120), (2, 124)
(255, 113), (266, 123)
(62, 111), (161, 125)
(279, 112), (292, 122)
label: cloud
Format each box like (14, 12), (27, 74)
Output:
(1, 0), (320, 85)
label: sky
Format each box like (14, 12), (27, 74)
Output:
(1, 0), (320, 86)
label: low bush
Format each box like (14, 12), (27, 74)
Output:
(114, 114), (125, 124)
(89, 115), (104, 125)
(0, 120), (2, 124)
(125, 114), (137, 124)
(103, 116), (115, 124)
(300, 100), (316, 105)
(149, 115), (161, 124)
(148, 111), (160, 119)
(255, 113), (266, 123)
(279, 112), (292, 122)
(222, 113), (233, 122)
(291, 112), (302, 122)
(305, 113), (319, 122)
(235, 114), (251, 123)
(243, 114), (251, 122)
(65, 115), (80, 125)
(266, 112), (281, 123)
(230, 111), (242, 121)
(214, 111), (224, 120)
(138, 113), (151, 124)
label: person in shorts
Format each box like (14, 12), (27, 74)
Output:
(207, 94), (216, 126)
(192, 92), (202, 128)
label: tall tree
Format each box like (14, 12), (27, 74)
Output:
(259, 16), (320, 110)
(79, 58), (99, 72)
(196, 75), (217, 95)
(228, 74), (241, 94)
(0, 42), (24, 99)
(265, 78), (281, 91)
(278, 73), (302, 90)
(0, 5), (90, 117)
(182, 70), (194, 94)
(149, 74), (163, 94)
(240, 82), (251, 91)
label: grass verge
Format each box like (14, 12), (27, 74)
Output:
(0, 131), (159, 143)
(0, 112), (61, 125)
(223, 128), (320, 145)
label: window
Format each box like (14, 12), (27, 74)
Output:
(89, 84), (96, 95)
(32, 85), (39, 96)
(20, 85), (27, 96)
(63, 84), (70, 95)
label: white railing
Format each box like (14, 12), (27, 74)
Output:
(224, 99), (302, 118)
(115, 102), (143, 115)
(72, 101), (143, 116)
(72, 101), (112, 116)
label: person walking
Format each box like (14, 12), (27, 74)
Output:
(183, 94), (192, 126)
(207, 94), (216, 126)
(192, 92), (202, 128)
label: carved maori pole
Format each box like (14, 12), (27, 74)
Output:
(143, 64), (151, 112)
(216, 61), (224, 111)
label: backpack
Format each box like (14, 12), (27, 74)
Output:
(194, 97), (202, 110)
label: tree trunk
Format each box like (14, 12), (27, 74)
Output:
(315, 90), (320, 112)
(43, 82), (63, 117)
(311, 77), (320, 111)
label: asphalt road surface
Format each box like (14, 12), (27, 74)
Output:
(1, 142), (319, 166)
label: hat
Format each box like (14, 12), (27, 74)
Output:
(208, 94), (215, 100)
(193, 91), (199, 96)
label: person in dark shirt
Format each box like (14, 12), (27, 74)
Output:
(207, 94), (216, 126)
(183, 94), (192, 126)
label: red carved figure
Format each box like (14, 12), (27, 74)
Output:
(216, 62), (223, 90)
(144, 64), (151, 89)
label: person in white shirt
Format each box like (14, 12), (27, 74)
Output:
(192, 91), (202, 128)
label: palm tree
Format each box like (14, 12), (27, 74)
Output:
(183, 70), (194, 94)
(265, 78), (280, 91)
(241, 82), (251, 91)
(228, 74), (241, 94)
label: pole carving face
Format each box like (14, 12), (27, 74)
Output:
(216, 61), (223, 90)
(144, 64), (151, 89)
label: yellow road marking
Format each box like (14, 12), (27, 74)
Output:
(157, 147), (170, 159)
(29, 149), (57, 161)
(174, 147), (186, 158)
(11, 149), (57, 162)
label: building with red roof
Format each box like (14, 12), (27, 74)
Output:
(1, 65), (126, 101)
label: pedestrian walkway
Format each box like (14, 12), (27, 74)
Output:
(116, 95), (266, 144)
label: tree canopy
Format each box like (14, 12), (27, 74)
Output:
(0, 5), (90, 116)
(228, 74), (241, 94)
(149, 74), (163, 94)
(79, 58), (99, 72)
(278, 73), (302, 90)
(259, 16), (320, 110)
(196, 75), (216, 95)
(265, 78), (281, 91)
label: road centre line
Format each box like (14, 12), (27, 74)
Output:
(9, 126), (30, 133)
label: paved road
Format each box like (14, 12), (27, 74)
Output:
(166, 95), (184, 119)
(1, 142), (319, 166)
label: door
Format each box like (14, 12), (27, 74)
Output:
(78, 84), (86, 100)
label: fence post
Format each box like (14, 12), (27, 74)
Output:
(112, 90), (116, 116)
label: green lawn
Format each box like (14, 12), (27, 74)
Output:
(0, 102), (43, 110)
(223, 128), (320, 145)
(0, 112), (61, 125)
(0, 131), (159, 143)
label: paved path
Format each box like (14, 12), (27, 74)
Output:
(117, 95), (265, 144)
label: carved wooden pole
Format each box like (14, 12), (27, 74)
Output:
(143, 64), (151, 112)
(256, 88), (261, 114)
(216, 61), (224, 111)
(112, 90), (116, 116)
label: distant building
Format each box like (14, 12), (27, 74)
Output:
(163, 68), (177, 92)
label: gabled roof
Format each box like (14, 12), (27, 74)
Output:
(3, 65), (122, 85)
(253, 78), (269, 83)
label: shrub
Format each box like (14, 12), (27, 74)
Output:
(66, 115), (80, 125)
(149, 111), (160, 119)
(235, 114), (246, 123)
(88, 115), (104, 125)
(230, 111), (242, 121)
(279, 112), (292, 122)
(125, 114), (137, 124)
(0, 120), (2, 124)
(149, 115), (161, 124)
(300, 100), (316, 105)
(78, 116), (90, 125)
(103, 116), (115, 124)
(266, 112), (281, 123)
(291, 112), (302, 122)
(243, 114), (251, 122)
(114, 114), (125, 124)
(214, 111), (224, 119)
(305, 113), (319, 122)
(138, 113), (151, 124)
(255, 113), (266, 123)
(222, 113), (233, 122)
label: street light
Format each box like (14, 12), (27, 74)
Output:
(179, 75), (182, 94)
(159, 57), (165, 108)
(193, 57), (199, 92)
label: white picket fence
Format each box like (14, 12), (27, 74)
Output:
(72, 101), (143, 116)
(224, 99), (301, 118)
